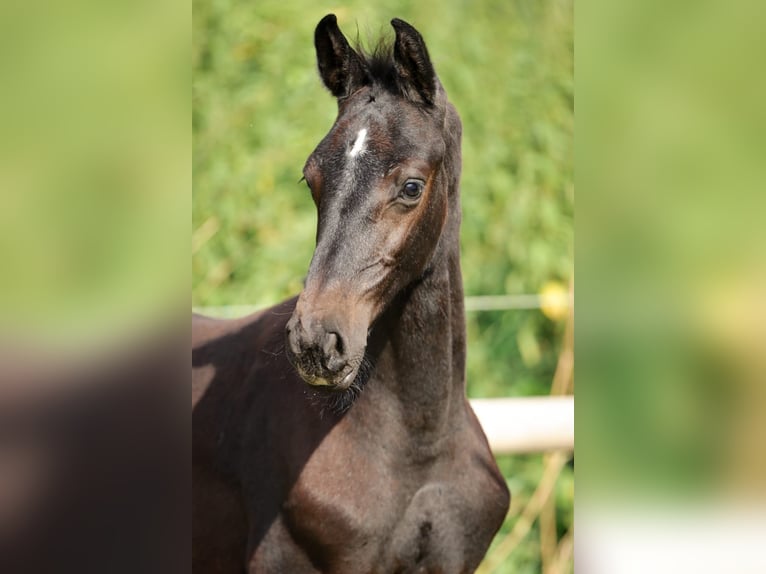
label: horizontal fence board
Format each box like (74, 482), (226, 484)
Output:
(469, 396), (574, 455)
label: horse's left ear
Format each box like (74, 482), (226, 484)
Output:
(391, 18), (437, 105)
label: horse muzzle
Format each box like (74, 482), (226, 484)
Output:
(285, 303), (367, 390)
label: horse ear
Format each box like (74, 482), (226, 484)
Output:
(391, 18), (437, 105)
(315, 14), (366, 98)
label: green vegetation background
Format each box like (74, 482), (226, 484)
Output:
(193, 1), (572, 571)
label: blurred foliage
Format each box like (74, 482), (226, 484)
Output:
(0, 0), (188, 341)
(576, 1), (766, 570)
(577, 0), (766, 504)
(193, 0), (572, 572)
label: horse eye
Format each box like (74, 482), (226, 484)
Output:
(401, 180), (424, 201)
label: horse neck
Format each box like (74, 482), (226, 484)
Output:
(366, 113), (465, 441)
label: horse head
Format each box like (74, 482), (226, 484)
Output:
(285, 15), (460, 400)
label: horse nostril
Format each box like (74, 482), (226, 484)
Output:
(322, 331), (347, 372)
(322, 331), (339, 357)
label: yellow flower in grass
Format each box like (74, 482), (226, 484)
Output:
(540, 281), (569, 322)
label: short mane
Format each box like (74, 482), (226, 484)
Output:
(353, 39), (404, 97)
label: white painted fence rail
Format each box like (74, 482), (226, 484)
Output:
(469, 396), (574, 455)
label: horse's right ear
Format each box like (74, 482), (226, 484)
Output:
(315, 14), (366, 99)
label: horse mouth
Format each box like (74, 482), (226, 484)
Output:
(296, 363), (359, 391)
(295, 353), (374, 415)
(338, 368), (358, 389)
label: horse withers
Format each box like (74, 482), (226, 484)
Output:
(193, 14), (510, 573)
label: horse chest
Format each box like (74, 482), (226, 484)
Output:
(275, 446), (505, 574)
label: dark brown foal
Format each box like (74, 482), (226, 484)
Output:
(193, 15), (509, 573)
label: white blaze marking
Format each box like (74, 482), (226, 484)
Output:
(349, 128), (367, 157)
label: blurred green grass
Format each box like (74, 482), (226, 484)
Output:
(193, 1), (572, 571)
